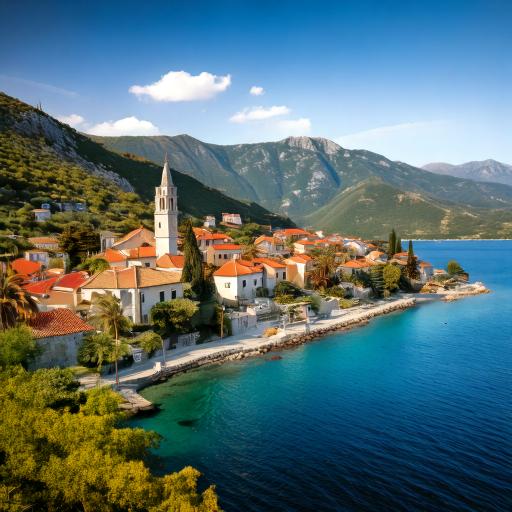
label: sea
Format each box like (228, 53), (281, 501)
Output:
(131, 241), (512, 511)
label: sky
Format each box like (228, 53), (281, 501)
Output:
(0, 0), (511, 166)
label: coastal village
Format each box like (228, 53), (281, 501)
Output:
(0, 156), (486, 395)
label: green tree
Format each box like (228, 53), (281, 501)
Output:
(59, 224), (100, 268)
(388, 228), (397, 257)
(151, 298), (199, 335)
(383, 264), (401, 291)
(0, 367), (221, 511)
(395, 237), (403, 253)
(274, 280), (302, 297)
(181, 220), (206, 298)
(89, 293), (131, 386)
(309, 250), (337, 290)
(79, 257), (110, 274)
(241, 243), (261, 260)
(132, 330), (162, 355)
(369, 265), (385, 297)
(0, 265), (38, 330)
(405, 240), (420, 279)
(447, 259), (465, 276)
(0, 325), (39, 368)
(78, 332), (118, 372)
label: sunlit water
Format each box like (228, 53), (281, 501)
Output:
(131, 241), (512, 511)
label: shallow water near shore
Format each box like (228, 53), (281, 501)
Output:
(131, 241), (512, 511)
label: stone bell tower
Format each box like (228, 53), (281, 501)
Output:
(154, 154), (178, 256)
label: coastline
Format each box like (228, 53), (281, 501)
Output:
(108, 297), (417, 413)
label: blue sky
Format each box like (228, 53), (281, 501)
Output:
(1, 0), (510, 166)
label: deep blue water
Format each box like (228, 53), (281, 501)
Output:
(132, 241), (512, 511)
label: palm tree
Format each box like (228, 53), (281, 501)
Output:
(242, 243), (261, 260)
(89, 293), (130, 386)
(0, 265), (38, 330)
(309, 250), (337, 291)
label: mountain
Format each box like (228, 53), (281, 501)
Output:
(305, 179), (512, 239)
(423, 160), (512, 187)
(0, 92), (293, 237)
(92, 134), (512, 215)
(92, 134), (512, 238)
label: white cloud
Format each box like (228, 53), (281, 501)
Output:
(230, 105), (290, 123)
(249, 85), (265, 96)
(276, 117), (312, 135)
(87, 116), (160, 136)
(57, 114), (85, 128)
(129, 70), (231, 102)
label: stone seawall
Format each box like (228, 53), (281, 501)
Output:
(137, 298), (416, 394)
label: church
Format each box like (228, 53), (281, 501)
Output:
(99, 156), (182, 270)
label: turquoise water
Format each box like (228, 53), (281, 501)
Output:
(132, 241), (512, 511)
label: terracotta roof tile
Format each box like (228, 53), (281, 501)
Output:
(12, 258), (43, 277)
(253, 257), (287, 268)
(213, 260), (263, 277)
(211, 244), (242, 251)
(81, 267), (181, 289)
(156, 254), (185, 269)
(23, 276), (59, 295)
(29, 309), (94, 339)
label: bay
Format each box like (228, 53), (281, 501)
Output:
(131, 241), (512, 511)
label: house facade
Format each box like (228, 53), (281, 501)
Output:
(213, 260), (264, 305)
(80, 267), (183, 324)
(206, 244), (242, 265)
(29, 309), (94, 369)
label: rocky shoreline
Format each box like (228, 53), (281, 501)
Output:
(120, 298), (416, 414)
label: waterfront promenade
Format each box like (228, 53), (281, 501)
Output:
(81, 296), (417, 395)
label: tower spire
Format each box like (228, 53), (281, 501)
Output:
(161, 152), (173, 187)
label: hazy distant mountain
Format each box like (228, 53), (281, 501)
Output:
(423, 160), (512, 187)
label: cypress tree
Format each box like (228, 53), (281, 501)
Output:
(396, 237), (403, 253)
(181, 220), (205, 297)
(405, 240), (420, 279)
(369, 265), (385, 298)
(388, 229), (397, 257)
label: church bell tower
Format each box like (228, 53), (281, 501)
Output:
(154, 154), (178, 257)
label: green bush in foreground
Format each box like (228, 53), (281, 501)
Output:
(0, 366), (221, 511)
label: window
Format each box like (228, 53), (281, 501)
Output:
(159, 291), (165, 302)
(141, 293), (145, 303)
(283, 272), (286, 279)
(225, 282), (231, 288)
(224, 254), (228, 259)
(143, 314), (148, 323)
(171, 290), (177, 299)
(145, 262), (150, 267)
(242, 280), (247, 288)
(253, 279), (257, 286)
(158, 222), (161, 228)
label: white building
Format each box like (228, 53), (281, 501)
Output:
(222, 213), (242, 226)
(154, 155), (179, 257)
(204, 215), (216, 228)
(79, 266), (183, 324)
(284, 254), (314, 288)
(253, 258), (288, 296)
(33, 209), (51, 222)
(213, 260), (264, 306)
(254, 236), (287, 256)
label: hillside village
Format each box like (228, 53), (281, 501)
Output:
(1, 156), (470, 375)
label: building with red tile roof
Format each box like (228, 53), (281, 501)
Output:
(11, 258), (43, 280)
(28, 309), (95, 369)
(206, 243), (242, 265)
(156, 254), (185, 272)
(79, 267), (183, 324)
(111, 226), (155, 251)
(213, 260), (264, 305)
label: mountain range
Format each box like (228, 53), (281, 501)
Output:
(0, 92), (293, 238)
(92, 134), (512, 238)
(423, 160), (512, 187)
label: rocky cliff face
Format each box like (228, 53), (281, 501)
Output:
(12, 110), (134, 192)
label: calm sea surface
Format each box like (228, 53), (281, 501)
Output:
(131, 241), (512, 511)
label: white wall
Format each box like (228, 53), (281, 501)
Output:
(214, 273), (263, 304)
(81, 283), (183, 324)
